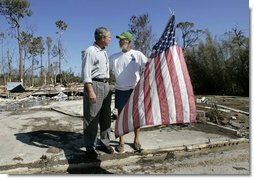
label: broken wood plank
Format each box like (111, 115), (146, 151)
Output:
(216, 104), (249, 115)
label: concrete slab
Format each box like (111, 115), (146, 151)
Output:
(0, 99), (248, 174)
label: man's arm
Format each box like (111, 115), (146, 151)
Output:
(139, 52), (148, 74)
(82, 50), (96, 103)
(85, 83), (96, 103)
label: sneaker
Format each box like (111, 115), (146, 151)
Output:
(133, 143), (143, 152)
(99, 145), (114, 154)
(115, 144), (125, 153)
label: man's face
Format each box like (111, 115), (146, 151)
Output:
(103, 32), (111, 46)
(119, 39), (130, 51)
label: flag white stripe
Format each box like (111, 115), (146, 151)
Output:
(160, 51), (176, 123)
(127, 93), (134, 132)
(171, 46), (190, 122)
(149, 60), (162, 125)
(138, 75), (146, 126)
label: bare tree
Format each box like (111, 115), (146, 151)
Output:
(20, 31), (32, 83)
(0, 32), (5, 84)
(0, 0), (32, 83)
(7, 48), (13, 82)
(176, 22), (204, 51)
(128, 13), (154, 57)
(37, 37), (44, 85)
(46, 36), (54, 84)
(28, 37), (42, 86)
(55, 20), (67, 84)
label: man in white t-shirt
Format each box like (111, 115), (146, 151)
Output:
(109, 31), (148, 153)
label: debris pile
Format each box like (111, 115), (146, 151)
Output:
(196, 96), (249, 138)
(0, 84), (84, 112)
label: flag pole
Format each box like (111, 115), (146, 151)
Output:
(162, 8), (175, 34)
(168, 8), (174, 15)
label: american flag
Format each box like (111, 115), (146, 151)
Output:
(115, 14), (197, 138)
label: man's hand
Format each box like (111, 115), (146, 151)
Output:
(85, 83), (96, 103)
(88, 90), (96, 103)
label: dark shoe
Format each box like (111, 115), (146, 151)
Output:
(133, 143), (143, 153)
(99, 145), (114, 154)
(115, 144), (125, 153)
(86, 149), (98, 158)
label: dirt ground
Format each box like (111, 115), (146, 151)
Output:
(67, 143), (249, 174)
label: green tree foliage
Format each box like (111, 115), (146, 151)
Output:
(222, 28), (249, 95)
(55, 20), (67, 31)
(0, 0), (32, 83)
(198, 31), (225, 93)
(184, 28), (249, 96)
(59, 69), (82, 86)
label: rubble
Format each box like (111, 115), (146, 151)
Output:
(0, 85), (250, 174)
(6, 82), (25, 93)
(196, 95), (249, 138)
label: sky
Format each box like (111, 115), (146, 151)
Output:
(0, 0), (250, 76)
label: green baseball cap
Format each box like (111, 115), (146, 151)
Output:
(116, 31), (133, 41)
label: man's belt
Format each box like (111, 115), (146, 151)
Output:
(92, 78), (109, 83)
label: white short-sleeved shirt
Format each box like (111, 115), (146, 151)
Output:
(109, 49), (148, 90)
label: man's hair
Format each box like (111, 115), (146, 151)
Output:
(94, 27), (109, 41)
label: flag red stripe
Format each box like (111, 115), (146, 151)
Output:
(122, 99), (130, 134)
(143, 63), (154, 125)
(165, 49), (184, 123)
(176, 46), (196, 122)
(154, 55), (170, 124)
(132, 81), (141, 128)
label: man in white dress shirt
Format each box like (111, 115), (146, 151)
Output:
(81, 27), (114, 156)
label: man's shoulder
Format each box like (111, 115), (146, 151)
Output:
(109, 51), (122, 60)
(131, 49), (145, 56)
(85, 45), (97, 52)
(131, 49), (147, 59)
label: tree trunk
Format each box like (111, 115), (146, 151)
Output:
(1, 39), (4, 85)
(7, 48), (12, 82)
(23, 49), (27, 84)
(40, 53), (43, 85)
(31, 57), (34, 87)
(58, 41), (62, 84)
(17, 24), (23, 83)
(47, 46), (50, 85)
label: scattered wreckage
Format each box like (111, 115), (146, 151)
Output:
(0, 83), (249, 174)
(0, 83), (249, 139)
